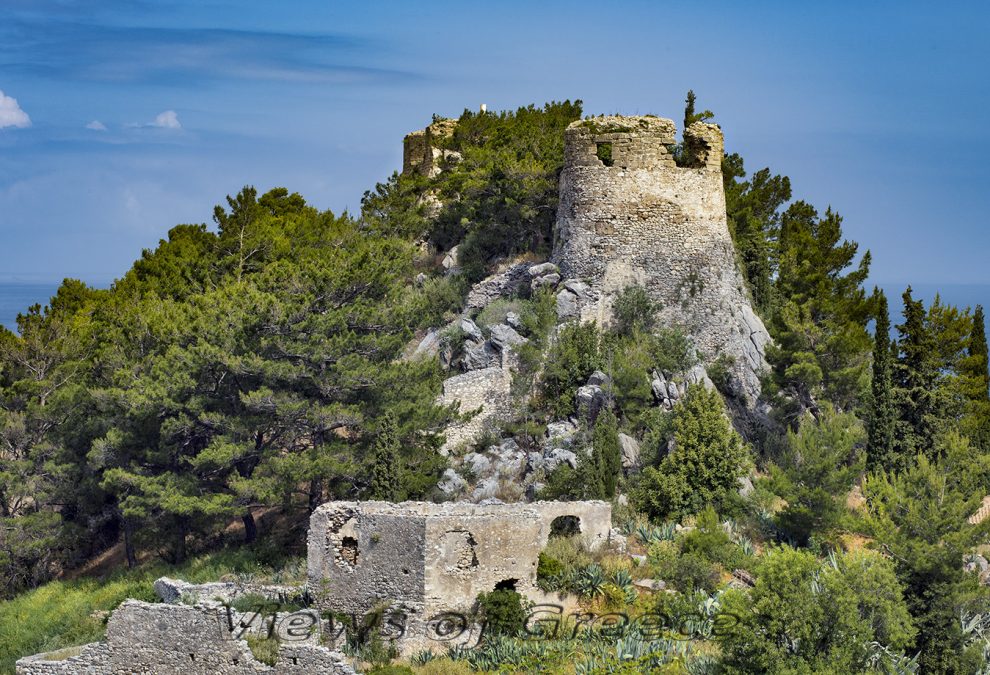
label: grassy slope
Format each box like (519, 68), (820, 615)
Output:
(0, 546), (305, 674)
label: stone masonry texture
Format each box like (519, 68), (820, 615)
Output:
(551, 115), (771, 402)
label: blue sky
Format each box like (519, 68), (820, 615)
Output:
(0, 0), (988, 292)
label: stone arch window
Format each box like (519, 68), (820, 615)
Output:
(596, 142), (614, 167)
(494, 578), (518, 592)
(340, 536), (359, 566)
(549, 515), (581, 538)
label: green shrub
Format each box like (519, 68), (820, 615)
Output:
(669, 553), (720, 594)
(633, 386), (750, 520)
(368, 666), (415, 675)
(681, 507), (744, 569)
(540, 321), (604, 418)
(246, 635), (279, 666)
(426, 101), (583, 280)
(475, 589), (527, 638)
(536, 553), (564, 589)
(612, 285), (659, 336)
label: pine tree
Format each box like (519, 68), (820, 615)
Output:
(683, 90), (696, 132)
(683, 90), (714, 129)
(633, 386), (750, 520)
(867, 289), (895, 470)
(768, 202), (872, 422)
(370, 413), (400, 501)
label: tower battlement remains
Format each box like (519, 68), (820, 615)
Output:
(552, 115), (770, 402)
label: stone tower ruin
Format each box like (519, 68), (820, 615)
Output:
(551, 116), (771, 402)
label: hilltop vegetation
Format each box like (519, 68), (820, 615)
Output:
(2, 96), (990, 673)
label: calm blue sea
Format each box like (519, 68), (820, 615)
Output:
(0, 282), (61, 333)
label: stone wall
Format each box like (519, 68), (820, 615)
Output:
(436, 363), (514, 455)
(307, 500), (612, 617)
(402, 118), (457, 177)
(16, 600), (355, 675)
(551, 115), (770, 402)
(306, 502), (429, 616)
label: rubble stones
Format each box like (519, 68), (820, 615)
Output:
(587, 370), (611, 387)
(459, 317), (484, 342)
(465, 262), (532, 311)
(461, 340), (500, 370)
(438, 468), (467, 496)
(527, 262), (560, 277)
(489, 324), (528, 350)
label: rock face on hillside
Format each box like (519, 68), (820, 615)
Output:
(401, 112), (773, 472)
(552, 116), (771, 403)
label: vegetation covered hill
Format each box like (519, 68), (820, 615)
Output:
(2, 96), (990, 673)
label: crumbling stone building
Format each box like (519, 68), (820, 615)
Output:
(551, 115), (771, 402)
(16, 599), (355, 674)
(306, 500), (612, 618)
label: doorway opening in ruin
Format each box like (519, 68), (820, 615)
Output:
(549, 515), (581, 538)
(596, 142), (614, 167)
(494, 578), (518, 592)
(340, 536), (359, 566)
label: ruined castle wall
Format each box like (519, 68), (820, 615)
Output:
(552, 116), (770, 401)
(16, 601), (355, 675)
(307, 503), (428, 614)
(436, 363), (514, 456)
(422, 500), (611, 612)
(307, 501), (611, 618)
(402, 118), (457, 177)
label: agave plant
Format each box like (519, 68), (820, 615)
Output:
(611, 568), (637, 605)
(864, 641), (920, 674)
(575, 563), (607, 598)
(410, 649), (438, 665)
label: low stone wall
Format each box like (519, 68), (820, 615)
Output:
(16, 600), (355, 675)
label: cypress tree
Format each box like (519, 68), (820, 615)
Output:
(968, 305), (989, 401)
(961, 305), (990, 445)
(893, 287), (940, 458)
(684, 90), (697, 131)
(369, 413), (400, 501)
(867, 288), (895, 470)
(591, 407), (622, 499)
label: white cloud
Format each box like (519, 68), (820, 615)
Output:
(0, 89), (31, 129)
(85, 120), (107, 131)
(151, 110), (180, 129)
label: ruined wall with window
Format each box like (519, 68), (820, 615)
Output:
(306, 500), (612, 618)
(552, 115), (770, 403)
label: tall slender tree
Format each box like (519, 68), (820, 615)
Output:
(893, 287), (940, 458)
(590, 407), (621, 499)
(961, 305), (990, 445)
(867, 289), (895, 470)
(369, 413), (400, 501)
